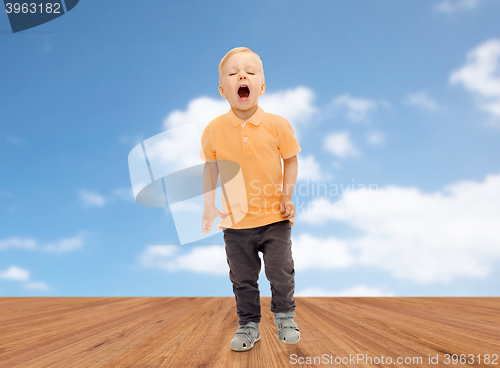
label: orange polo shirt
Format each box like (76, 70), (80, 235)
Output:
(200, 106), (301, 231)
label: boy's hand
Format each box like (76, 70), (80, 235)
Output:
(280, 195), (295, 220)
(202, 204), (228, 234)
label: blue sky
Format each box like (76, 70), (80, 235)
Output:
(1, 0), (500, 297)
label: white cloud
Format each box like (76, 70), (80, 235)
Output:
(137, 173), (500, 284)
(169, 201), (204, 213)
(450, 39), (500, 121)
(159, 98), (228, 177)
(141, 124), (201, 176)
(0, 266), (30, 281)
(293, 232), (355, 270)
(24, 281), (51, 291)
(296, 285), (394, 297)
(259, 87), (318, 133)
(366, 132), (385, 145)
(139, 244), (228, 275)
(324, 131), (359, 158)
(41, 233), (85, 254)
(332, 94), (377, 122)
(164, 96), (228, 132)
(404, 91), (440, 111)
(112, 187), (135, 202)
(0, 266), (53, 292)
(378, 100), (392, 110)
(79, 190), (106, 208)
(295, 173), (500, 283)
(118, 134), (132, 144)
(332, 161), (342, 169)
(78, 188), (135, 208)
(435, 0), (482, 13)
(297, 154), (331, 181)
(0, 237), (37, 251)
(0, 233), (85, 254)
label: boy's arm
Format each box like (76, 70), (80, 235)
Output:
(280, 155), (298, 220)
(203, 161), (218, 206)
(202, 161), (227, 233)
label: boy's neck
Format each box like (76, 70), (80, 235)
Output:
(231, 105), (259, 122)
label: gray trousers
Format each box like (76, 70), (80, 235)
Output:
(222, 219), (296, 325)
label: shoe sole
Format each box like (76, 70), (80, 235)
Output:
(274, 318), (300, 344)
(281, 334), (300, 344)
(230, 335), (260, 352)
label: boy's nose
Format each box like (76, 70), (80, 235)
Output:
(239, 74), (247, 80)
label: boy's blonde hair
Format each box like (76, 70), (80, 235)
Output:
(218, 47), (265, 85)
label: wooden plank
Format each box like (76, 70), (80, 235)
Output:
(0, 297), (498, 367)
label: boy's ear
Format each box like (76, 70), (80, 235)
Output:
(259, 83), (266, 96)
(219, 85), (227, 99)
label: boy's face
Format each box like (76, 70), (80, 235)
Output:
(219, 52), (266, 112)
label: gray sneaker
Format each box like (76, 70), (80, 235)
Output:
(230, 322), (260, 352)
(274, 312), (300, 344)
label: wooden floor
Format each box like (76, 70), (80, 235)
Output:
(0, 297), (498, 368)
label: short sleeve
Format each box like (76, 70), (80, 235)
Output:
(199, 123), (216, 162)
(278, 119), (301, 159)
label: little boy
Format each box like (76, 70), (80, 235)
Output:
(200, 47), (301, 352)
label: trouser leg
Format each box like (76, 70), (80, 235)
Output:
(260, 220), (296, 314)
(223, 228), (262, 325)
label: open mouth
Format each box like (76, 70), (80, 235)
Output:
(238, 85), (250, 101)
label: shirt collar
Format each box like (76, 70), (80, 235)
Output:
(226, 106), (266, 127)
